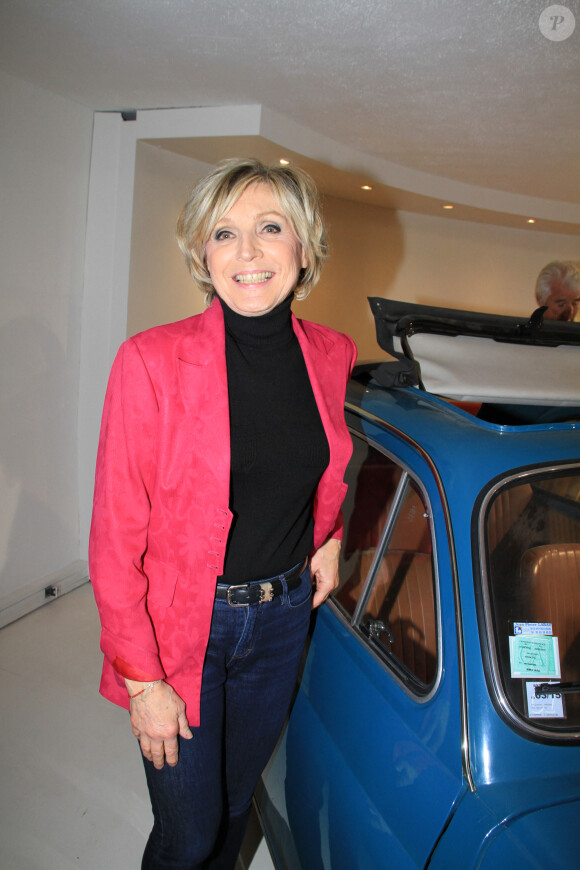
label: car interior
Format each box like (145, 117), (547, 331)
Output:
(485, 474), (580, 728)
(335, 435), (438, 690)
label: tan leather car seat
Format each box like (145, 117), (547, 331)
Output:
(520, 544), (580, 681)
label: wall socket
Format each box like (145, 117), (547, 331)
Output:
(44, 585), (61, 598)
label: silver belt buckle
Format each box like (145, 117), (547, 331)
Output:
(258, 581), (275, 603)
(225, 580), (276, 606)
(226, 584), (248, 607)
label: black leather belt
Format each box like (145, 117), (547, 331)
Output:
(216, 559), (308, 607)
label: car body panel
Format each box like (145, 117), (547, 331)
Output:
(428, 789), (580, 870)
(258, 606), (466, 870)
(257, 374), (580, 868)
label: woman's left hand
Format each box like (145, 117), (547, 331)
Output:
(309, 538), (341, 608)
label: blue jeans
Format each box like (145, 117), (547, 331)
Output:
(141, 564), (312, 870)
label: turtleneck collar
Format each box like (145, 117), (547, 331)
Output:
(218, 293), (295, 347)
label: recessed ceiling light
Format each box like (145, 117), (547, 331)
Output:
(361, 185), (372, 191)
(527, 218), (536, 224)
(443, 204), (454, 210)
(279, 158), (290, 165)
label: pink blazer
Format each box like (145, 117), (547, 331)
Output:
(89, 299), (357, 725)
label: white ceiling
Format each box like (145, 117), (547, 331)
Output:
(1, 0), (579, 217)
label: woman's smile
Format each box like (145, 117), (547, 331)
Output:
(233, 270), (274, 284)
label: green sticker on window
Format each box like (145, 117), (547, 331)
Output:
(509, 635), (561, 679)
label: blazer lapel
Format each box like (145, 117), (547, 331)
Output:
(293, 315), (353, 546)
(293, 314), (341, 462)
(177, 301), (231, 499)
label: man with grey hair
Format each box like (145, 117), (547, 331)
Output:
(535, 260), (580, 321)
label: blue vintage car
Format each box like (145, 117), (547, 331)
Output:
(255, 300), (580, 869)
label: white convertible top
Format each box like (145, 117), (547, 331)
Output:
(369, 297), (580, 407)
(395, 332), (580, 406)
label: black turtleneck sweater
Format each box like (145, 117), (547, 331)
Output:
(218, 295), (330, 583)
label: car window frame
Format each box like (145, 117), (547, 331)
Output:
(342, 400), (475, 792)
(475, 459), (580, 744)
(330, 424), (444, 703)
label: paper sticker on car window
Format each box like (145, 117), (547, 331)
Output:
(514, 622), (552, 636)
(526, 682), (565, 719)
(509, 635), (561, 679)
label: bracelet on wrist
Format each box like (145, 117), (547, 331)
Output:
(129, 680), (162, 699)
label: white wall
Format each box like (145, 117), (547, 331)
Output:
(301, 199), (580, 359)
(0, 70), (93, 612)
(126, 145), (579, 361)
(127, 143), (211, 337)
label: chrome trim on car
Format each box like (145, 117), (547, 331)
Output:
(344, 400), (475, 792)
(477, 462), (580, 743)
(351, 470), (409, 627)
(335, 427), (443, 702)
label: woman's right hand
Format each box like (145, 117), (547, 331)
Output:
(126, 680), (193, 769)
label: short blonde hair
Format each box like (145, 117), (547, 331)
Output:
(176, 158), (327, 303)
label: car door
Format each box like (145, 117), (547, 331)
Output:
(257, 413), (467, 869)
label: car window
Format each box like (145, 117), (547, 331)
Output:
(483, 469), (580, 735)
(334, 432), (438, 690)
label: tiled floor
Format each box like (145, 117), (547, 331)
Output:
(0, 583), (274, 870)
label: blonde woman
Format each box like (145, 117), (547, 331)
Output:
(90, 158), (356, 869)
